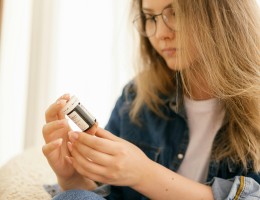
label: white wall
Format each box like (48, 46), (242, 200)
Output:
(53, 0), (134, 129)
(0, 0), (134, 166)
(0, 0), (32, 166)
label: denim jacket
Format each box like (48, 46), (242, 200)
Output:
(104, 81), (260, 200)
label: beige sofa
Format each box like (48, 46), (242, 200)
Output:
(0, 146), (57, 200)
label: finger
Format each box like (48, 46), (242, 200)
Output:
(67, 156), (105, 183)
(85, 122), (98, 135)
(69, 131), (119, 155)
(94, 127), (120, 141)
(43, 119), (69, 135)
(57, 93), (70, 101)
(72, 141), (112, 166)
(45, 94), (70, 123)
(68, 147), (107, 180)
(42, 138), (63, 157)
(42, 119), (69, 140)
(45, 100), (67, 123)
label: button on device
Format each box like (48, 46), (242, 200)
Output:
(177, 153), (184, 159)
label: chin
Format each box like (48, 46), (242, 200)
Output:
(166, 59), (190, 71)
(166, 61), (182, 71)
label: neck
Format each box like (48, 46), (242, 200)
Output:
(184, 74), (213, 101)
(187, 87), (213, 100)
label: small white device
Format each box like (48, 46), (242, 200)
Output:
(62, 95), (96, 132)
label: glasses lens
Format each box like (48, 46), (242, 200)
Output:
(133, 14), (156, 37)
(162, 7), (175, 30)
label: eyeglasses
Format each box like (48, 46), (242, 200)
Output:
(133, 7), (176, 37)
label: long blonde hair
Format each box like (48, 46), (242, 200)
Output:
(130, 0), (260, 172)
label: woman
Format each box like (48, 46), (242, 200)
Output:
(42, 0), (260, 199)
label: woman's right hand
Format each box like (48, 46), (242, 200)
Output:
(42, 94), (97, 190)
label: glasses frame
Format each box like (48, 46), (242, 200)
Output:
(133, 6), (176, 38)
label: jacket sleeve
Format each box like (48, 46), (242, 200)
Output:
(211, 175), (260, 200)
(104, 81), (134, 136)
(104, 82), (135, 200)
(104, 89), (125, 136)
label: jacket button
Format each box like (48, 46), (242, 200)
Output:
(177, 153), (184, 159)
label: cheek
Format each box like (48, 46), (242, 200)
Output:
(175, 43), (198, 70)
(148, 38), (198, 70)
(148, 38), (160, 52)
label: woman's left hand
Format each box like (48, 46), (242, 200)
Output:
(67, 127), (152, 187)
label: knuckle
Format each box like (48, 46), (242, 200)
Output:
(44, 107), (51, 119)
(44, 109), (48, 117)
(114, 160), (124, 171)
(107, 171), (119, 182)
(92, 136), (102, 147)
(118, 146), (128, 156)
(87, 149), (95, 159)
(42, 145), (47, 156)
(42, 125), (49, 140)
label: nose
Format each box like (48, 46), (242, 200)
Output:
(155, 18), (175, 40)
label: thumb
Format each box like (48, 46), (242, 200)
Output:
(85, 122), (99, 135)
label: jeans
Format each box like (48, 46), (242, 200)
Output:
(53, 190), (106, 200)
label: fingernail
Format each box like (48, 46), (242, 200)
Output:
(62, 93), (70, 99)
(58, 119), (68, 126)
(67, 141), (73, 152)
(56, 99), (67, 105)
(68, 131), (79, 142)
(53, 138), (63, 146)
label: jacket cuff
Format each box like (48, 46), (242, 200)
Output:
(210, 176), (260, 200)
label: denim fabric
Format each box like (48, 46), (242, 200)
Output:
(52, 81), (260, 200)
(44, 184), (62, 198)
(45, 184), (110, 199)
(104, 82), (260, 200)
(210, 177), (234, 199)
(211, 176), (260, 200)
(53, 190), (105, 200)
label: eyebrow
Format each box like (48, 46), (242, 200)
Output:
(142, 3), (172, 13)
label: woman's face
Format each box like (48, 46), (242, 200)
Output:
(142, 0), (194, 70)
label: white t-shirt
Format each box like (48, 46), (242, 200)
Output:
(177, 96), (225, 183)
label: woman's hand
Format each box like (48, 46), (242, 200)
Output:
(66, 127), (152, 188)
(42, 94), (97, 190)
(67, 128), (214, 200)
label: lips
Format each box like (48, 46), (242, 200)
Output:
(162, 48), (177, 56)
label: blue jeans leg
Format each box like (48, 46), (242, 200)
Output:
(53, 190), (106, 200)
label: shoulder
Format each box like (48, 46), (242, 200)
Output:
(120, 79), (137, 103)
(109, 79), (137, 115)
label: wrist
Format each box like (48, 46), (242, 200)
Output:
(131, 158), (155, 191)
